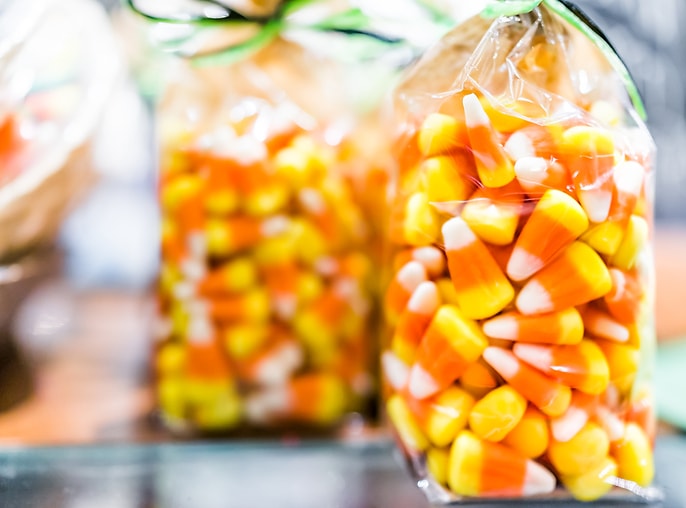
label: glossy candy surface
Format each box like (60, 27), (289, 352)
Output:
(383, 87), (655, 502)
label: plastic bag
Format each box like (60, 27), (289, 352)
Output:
(130, 0), (402, 435)
(382, 0), (659, 502)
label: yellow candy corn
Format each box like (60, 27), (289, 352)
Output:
(468, 385), (527, 442)
(611, 422), (654, 487)
(427, 447), (450, 486)
(418, 113), (466, 157)
(423, 386), (475, 447)
(548, 422), (610, 477)
(387, 394), (429, 452)
(502, 406), (549, 458)
(421, 156), (472, 204)
(402, 192), (441, 246)
(610, 215), (649, 271)
(561, 456), (618, 502)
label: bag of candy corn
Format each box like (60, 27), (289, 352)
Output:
(383, 0), (660, 502)
(128, 0), (406, 434)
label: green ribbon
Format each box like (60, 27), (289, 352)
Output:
(126, 0), (402, 67)
(480, 0), (647, 121)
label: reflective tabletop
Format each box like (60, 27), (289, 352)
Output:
(0, 434), (685, 508)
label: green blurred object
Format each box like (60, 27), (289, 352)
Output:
(656, 339), (686, 430)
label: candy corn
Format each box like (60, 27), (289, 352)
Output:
(468, 385), (527, 442)
(418, 112), (468, 157)
(483, 347), (571, 417)
(549, 390), (597, 443)
(516, 241), (612, 315)
(482, 308), (584, 345)
(408, 305), (488, 399)
(548, 422), (610, 477)
(385, 260), (428, 321)
(392, 281), (441, 363)
(560, 126), (615, 223)
(442, 217), (514, 319)
(448, 430), (556, 497)
(463, 94), (515, 188)
(502, 406), (549, 459)
(507, 189), (588, 281)
(461, 186), (521, 246)
(513, 340), (610, 395)
(384, 52), (656, 503)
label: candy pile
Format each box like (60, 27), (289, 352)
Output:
(155, 109), (375, 432)
(383, 92), (655, 501)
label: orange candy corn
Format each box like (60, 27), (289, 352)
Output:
(459, 360), (499, 398)
(550, 391), (597, 442)
(246, 373), (347, 426)
(482, 308), (584, 345)
(408, 305), (488, 399)
(581, 306), (630, 343)
(504, 124), (560, 162)
(516, 241), (612, 315)
(513, 340), (610, 395)
(384, 260), (427, 321)
(604, 268), (643, 325)
(463, 94), (515, 188)
(392, 281), (441, 363)
(185, 318), (233, 382)
(448, 430), (556, 497)
(581, 160), (644, 255)
(381, 350), (410, 391)
(514, 157), (572, 198)
(206, 215), (289, 256)
(506, 189), (588, 281)
(209, 289), (270, 323)
(483, 346), (571, 417)
(197, 258), (258, 296)
(393, 246), (446, 278)
(237, 335), (303, 386)
(560, 126), (615, 223)
(442, 217), (514, 320)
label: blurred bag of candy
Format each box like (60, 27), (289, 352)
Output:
(128, 0), (409, 435)
(0, 0), (121, 370)
(382, 0), (659, 503)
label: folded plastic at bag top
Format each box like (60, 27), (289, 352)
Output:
(397, 0), (651, 147)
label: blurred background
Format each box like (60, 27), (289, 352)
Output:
(1, 0), (685, 441)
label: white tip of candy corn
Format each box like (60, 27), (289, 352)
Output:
(580, 191), (612, 223)
(413, 246), (446, 276)
(505, 133), (536, 161)
(407, 282), (441, 314)
(261, 215), (290, 237)
(255, 342), (303, 386)
(613, 161), (645, 194)
(398, 261), (428, 292)
(408, 364), (440, 399)
(442, 217), (476, 250)
(550, 404), (589, 442)
(522, 461), (557, 496)
(507, 247), (544, 282)
(382, 351), (410, 391)
(463, 93), (489, 129)
(482, 314), (518, 340)
(513, 343), (553, 370)
(483, 346), (519, 378)
(514, 156), (548, 181)
(245, 388), (288, 423)
(516, 279), (554, 315)
(595, 405), (625, 442)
